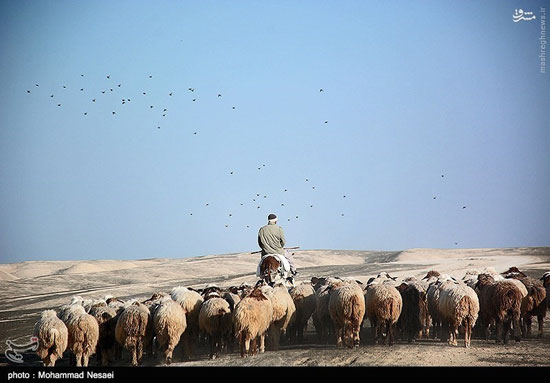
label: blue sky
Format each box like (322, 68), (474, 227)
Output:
(1, 0), (549, 263)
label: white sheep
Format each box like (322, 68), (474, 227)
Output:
(152, 296), (187, 364)
(437, 280), (479, 347)
(33, 310), (68, 366)
(232, 285), (274, 357)
(198, 291), (232, 359)
(62, 304), (99, 367)
(170, 286), (204, 359)
(288, 281), (317, 342)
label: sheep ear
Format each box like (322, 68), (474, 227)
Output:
(355, 280), (363, 285)
(391, 277), (397, 281)
(367, 277), (375, 285)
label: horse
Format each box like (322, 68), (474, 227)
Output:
(258, 254), (294, 288)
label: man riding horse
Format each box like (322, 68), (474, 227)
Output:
(256, 214), (297, 285)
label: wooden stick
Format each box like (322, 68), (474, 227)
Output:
(251, 246), (300, 255)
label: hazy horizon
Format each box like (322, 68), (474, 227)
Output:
(1, 1), (549, 263)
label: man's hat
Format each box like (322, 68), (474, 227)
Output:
(268, 214), (277, 220)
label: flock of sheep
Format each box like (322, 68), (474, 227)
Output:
(32, 267), (550, 367)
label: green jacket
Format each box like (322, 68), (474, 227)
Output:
(258, 222), (286, 256)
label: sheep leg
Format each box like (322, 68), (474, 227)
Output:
(496, 319), (505, 344)
(537, 315), (544, 338)
(137, 340), (144, 365)
(335, 325), (343, 348)
(386, 322), (394, 346)
(524, 316), (533, 338)
(259, 334), (266, 353)
(75, 352), (82, 367)
(82, 353), (89, 367)
(238, 334), (246, 358)
(464, 318), (472, 348)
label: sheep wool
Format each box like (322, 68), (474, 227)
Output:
(437, 281), (479, 347)
(364, 283), (402, 346)
(153, 297), (187, 364)
(233, 287), (274, 358)
(115, 302), (152, 366)
(198, 296), (232, 359)
(288, 281), (317, 342)
(329, 281), (365, 348)
(33, 310), (69, 367)
(63, 305), (99, 367)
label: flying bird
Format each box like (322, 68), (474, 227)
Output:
(320, 89), (323, 92)
(26, 90), (30, 93)
(169, 92), (173, 96)
(218, 94), (222, 97)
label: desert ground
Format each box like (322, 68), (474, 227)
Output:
(0, 247), (549, 367)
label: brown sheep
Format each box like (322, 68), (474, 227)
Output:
(364, 282), (402, 346)
(311, 277), (339, 343)
(33, 310), (68, 367)
(541, 272), (550, 313)
(88, 303), (119, 366)
(261, 283), (296, 350)
(396, 280), (429, 343)
(329, 280), (365, 348)
(504, 272), (547, 338)
(475, 274), (522, 344)
(115, 301), (152, 366)
(233, 284), (273, 358)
